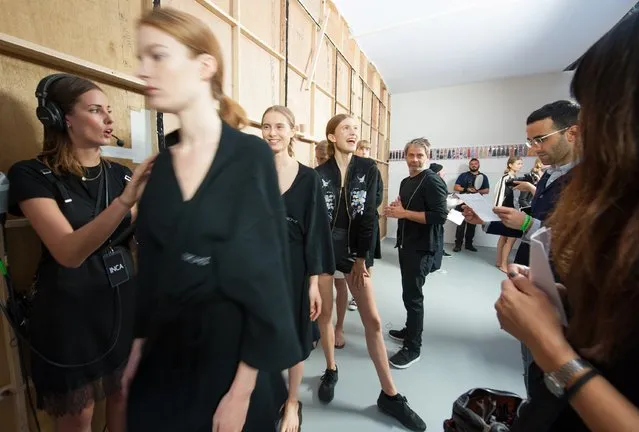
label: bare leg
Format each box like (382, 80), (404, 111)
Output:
(334, 278), (348, 348)
(496, 236), (506, 269)
(501, 237), (517, 271)
(55, 401), (94, 432)
(317, 274), (336, 370)
(280, 362), (304, 432)
(345, 272), (397, 396)
(106, 388), (126, 432)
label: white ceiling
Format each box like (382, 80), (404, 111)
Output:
(331, 0), (637, 94)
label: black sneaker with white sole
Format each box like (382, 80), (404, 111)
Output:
(318, 367), (338, 403)
(377, 391), (427, 431)
(389, 346), (421, 369)
(388, 328), (406, 342)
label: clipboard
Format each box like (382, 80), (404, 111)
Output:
(529, 227), (568, 327)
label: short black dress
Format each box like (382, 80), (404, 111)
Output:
(282, 163), (335, 359)
(7, 158), (135, 417)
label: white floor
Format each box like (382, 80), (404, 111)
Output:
(295, 239), (527, 431)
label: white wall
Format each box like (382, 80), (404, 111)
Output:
(387, 71), (575, 247)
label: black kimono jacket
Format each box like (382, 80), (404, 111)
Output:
(127, 122), (302, 432)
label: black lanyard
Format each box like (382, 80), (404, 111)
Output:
(92, 161), (109, 219)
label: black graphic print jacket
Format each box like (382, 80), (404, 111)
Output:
(315, 155), (379, 258)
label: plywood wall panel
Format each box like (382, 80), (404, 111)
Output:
(298, 0), (322, 23)
(286, 69), (312, 132)
(336, 55), (350, 107)
(239, 35), (280, 122)
(314, 39), (335, 95)
(162, 0), (234, 97)
(313, 88), (333, 140)
(361, 121), (371, 142)
(0, 0), (146, 74)
(351, 75), (363, 119)
(336, 103), (349, 115)
(362, 87), (372, 124)
(288, 0), (314, 73)
(293, 139), (313, 167)
(240, 0), (281, 53)
(344, 38), (360, 75)
(326, 2), (343, 50)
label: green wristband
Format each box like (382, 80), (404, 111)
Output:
(520, 214), (532, 231)
(0, 259), (7, 276)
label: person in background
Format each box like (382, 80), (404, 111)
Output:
(315, 115), (426, 431)
(315, 140), (329, 166)
(503, 11), (639, 431)
(7, 74), (154, 432)
(385, 139), (448, 369)
(463, 100), (580, 396)
(428, 162), (450, 271)
(494, 156), (524, 272)
(261, 105), (333, 432)
(453, 158), (489, 252)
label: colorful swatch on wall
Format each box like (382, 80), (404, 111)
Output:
(388, 144), (534, 161)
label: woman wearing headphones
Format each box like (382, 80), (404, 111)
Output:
(7, 74), (154, 432)
(314, 114), (426, 431)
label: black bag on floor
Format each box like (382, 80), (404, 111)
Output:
(443, 388), (524, 432)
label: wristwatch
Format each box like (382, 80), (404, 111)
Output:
(543, 358), (593, 398)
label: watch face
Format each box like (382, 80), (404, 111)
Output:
(544, 374), (564, 397)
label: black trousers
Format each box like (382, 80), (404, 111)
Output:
(398, 248), (435, 352)
(455, 221), (476, 247)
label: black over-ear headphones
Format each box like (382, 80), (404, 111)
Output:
(35, 73), (72, 132)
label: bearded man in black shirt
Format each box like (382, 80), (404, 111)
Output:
(384, 138), (448, 369)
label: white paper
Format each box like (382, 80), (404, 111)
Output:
(529, 227), (568, 327)
(100, 146), (134, 160)
(454, 193), (500, 222)
(131, 109), (153, 163)
(447, 209), (465, 225)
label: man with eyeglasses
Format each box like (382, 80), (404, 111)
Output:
(462, 99), (580, 395)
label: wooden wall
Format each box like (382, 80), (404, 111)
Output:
(0, 1), (390, 430)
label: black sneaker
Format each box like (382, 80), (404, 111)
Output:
(389, 346), (421, 369)
(443, 251), (452, 257)
(466, 245), (478, 252)
(318, 367), (338, 403)
(377, 391), (427, 431)
(388, 328), (406, 342)
(453, 245), (461, 252)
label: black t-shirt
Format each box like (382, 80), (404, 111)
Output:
(8, 159), (132, 219)
(7, 158), (134, 262)
(396, 169), (448, 252)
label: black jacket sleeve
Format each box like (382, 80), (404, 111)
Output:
(423, 174), (448, 225)
(305, 170), (336, 275)
(485, 221), (522, 238)
(376, 167), (384, 209)
(218, 139), (302, 371)
(356, 163), (379, 258)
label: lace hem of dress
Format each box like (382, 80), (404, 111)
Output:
(39, 365), (125, 417)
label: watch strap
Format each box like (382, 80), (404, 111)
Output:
(564, 368), (599, 401)
(552, 358), (591, 385)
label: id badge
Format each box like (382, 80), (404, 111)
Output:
(103, 249), (130, 288)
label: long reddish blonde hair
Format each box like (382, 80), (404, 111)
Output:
(138, 8), (247, 129)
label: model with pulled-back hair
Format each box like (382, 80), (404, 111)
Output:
(123, 8), (301, 432)
(315, 114), (426, 431)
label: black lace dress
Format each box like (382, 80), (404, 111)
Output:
(7, 159), (135, 416)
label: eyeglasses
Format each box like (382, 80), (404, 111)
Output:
(525, 127), (569, 148)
